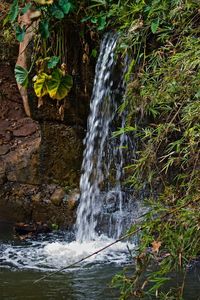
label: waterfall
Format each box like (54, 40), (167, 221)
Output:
(0, 33), (138, 273)
(76, 33), (133, 242)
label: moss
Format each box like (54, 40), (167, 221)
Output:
(39, 122), (84, 188)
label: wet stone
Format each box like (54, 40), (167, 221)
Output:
(0, 144), (10, 155)
(50, 188), (65, 206)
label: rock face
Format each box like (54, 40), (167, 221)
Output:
(0, 182), (78, 228)
(0, 19), (96, 228)
(39, 123), (84, 187)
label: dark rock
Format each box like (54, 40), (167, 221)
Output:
(39, 123), (84, 186)
(13, 122), (37, 137)
(50, 188), (65, 206)
(0, 145), (10, 155)
(0, 182), (76, 229)
(5, 137), (41, 184)
(14, 222), (51, 236)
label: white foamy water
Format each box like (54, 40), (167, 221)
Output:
(0, 235), (134, 271)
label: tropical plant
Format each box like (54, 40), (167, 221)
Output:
(4, 0), (75, 102)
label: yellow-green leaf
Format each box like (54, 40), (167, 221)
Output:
(34, 73), (51, 97)
(33, 0), (54, 5)
(47, 69), (73, 100)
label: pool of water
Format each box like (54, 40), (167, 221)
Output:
(0, 220), (200, 300)
(0, 220), (131, 300)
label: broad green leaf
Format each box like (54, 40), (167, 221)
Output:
(39, 20), (50, 39)
(58, 0), (74, 14)
(8, 0), (19, 23)
(34, 73), (51, 97)
(21, 3), (32, 15)
(97, 16), (106, 31)
(151, 18), (159, 34)
(15, 25), (26, 42)
(47, 56), (60, 69)
(51, 4), (65, 19)
(47, 69), (73, 100)
(15, 65), (29, 87)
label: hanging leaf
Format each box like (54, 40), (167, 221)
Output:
(151, 18), (159, 34)
(39, 20), (50, 39)
(34, 73), (51, 97)
(51, 4), (65, 19)
(58, 0), (74, 14)
(15, 65), (29, 87)
(97, 16), (106, 31)
(47, 69), (73, 100)
(47, 56), (60, 69)
(15, 25), (26, 42)
(8, 0), (19, 24)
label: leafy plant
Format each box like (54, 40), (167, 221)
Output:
(15, 65), (29, 87)
(5, 0), (75, 102)
(33, 68), (73, 100)
(47, 68), (73, 100)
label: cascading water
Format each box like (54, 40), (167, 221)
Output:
(0, 33), (140, 273)
(76, 33), (135, 242)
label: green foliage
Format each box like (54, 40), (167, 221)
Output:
(5, 2), (200, 297)
(15, 65), (29, 87)
(89, 0), (200, 299)
(51, 223), (59, 230)
(47, 56), (60, 69)
(15, 24), (26, 42)
(4, 0), (75, 101)
(7, 0), (19, 24)
(39, 20), (50, 39)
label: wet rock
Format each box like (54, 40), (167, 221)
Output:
(0, 161), (6, 184)
(67, 189), (80, 210)
(5, 137), (40, 184)
(0, 145), (10, 155)
(0, 120), (9, 134)
(50, 188), (65, 206)
(0, 182), (76, 229)
(14, 222), (51, 237)
(32, 193), (41, 203)
(39, 123), (84, 186)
